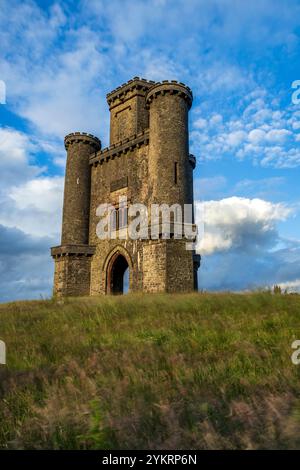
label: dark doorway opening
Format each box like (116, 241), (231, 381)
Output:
(108, 253), (129, 294)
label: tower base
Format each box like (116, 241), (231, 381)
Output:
(142, 239), (197, 293)
(51, 245), (95, 297)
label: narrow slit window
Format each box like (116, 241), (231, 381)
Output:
(110, 207), (118, 231)
(111, 204), (128, 231)
(174, 162), (178, 184)
(119, 205), (128, 228)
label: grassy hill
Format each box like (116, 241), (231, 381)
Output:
(0, 292), (300, 449)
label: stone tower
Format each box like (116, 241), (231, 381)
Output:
(51, 77), (200, 296)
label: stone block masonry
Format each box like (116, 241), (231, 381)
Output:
(51, 77), (200, 296)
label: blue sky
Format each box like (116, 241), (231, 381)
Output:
(0, 0), (300, 301)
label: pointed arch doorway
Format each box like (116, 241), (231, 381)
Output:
(106, 251), (130, 294)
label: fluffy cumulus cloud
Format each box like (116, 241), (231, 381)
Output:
(194, 197), (300, 291)
(0, 126), (63, 236)
(6, 177), (63, 237)
(196, 197), (291, 255)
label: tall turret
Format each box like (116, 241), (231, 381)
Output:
(61, 132), (101, 245)
(51, 131), (101, 297)
(146, 81), (193, 209)
(145, 81), (199, 293)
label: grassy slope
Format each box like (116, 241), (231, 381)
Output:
(0, 292), (300, 449)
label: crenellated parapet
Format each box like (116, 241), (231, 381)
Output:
(64, 132), (101, 151)
(90, 129), (149, 166)
(107, 77), (155, 109)
(146, 81), (193, 110)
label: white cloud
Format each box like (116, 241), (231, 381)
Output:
(0, 177), (64, 238)
(195, 197), (292, 255)
(0, 125), (63, 239)
(260, 147), (300, 168)
(266, 128), (292, 143)
(227, 130), (247, 146)
(248, 129), (266, 144)
(195, 197), (300, 292)
(9, 178), (63, 214)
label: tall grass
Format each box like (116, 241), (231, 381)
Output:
(0, 292), (300, 449)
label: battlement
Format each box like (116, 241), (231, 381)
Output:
(107, 77), (156, 108)
(64, 132), (101, 151)
(146, 81), (193, 109)
(90, 129), (149, 166)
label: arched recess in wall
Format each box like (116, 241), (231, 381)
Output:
(103, 246), (133, 294)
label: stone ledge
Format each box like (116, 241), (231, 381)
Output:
(51, 244), (96, 258)
(64, 132), (101, 151)
(90, 129), (149, 166)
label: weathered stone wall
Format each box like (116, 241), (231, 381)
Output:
(89, 140), (149, 295)
(52, 254), (93, 297)
(141, 239), (194, 293)
(165, 239), (194, 292)
(142, 241), (167, 292)
(51, 78), (200, 297)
